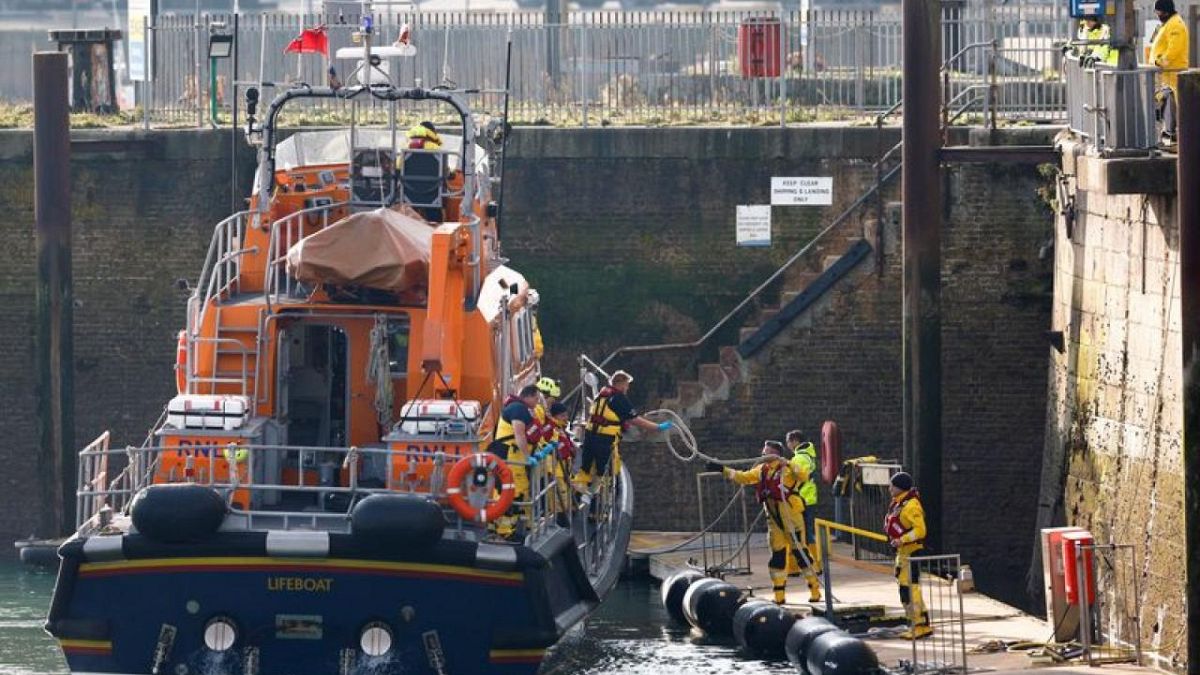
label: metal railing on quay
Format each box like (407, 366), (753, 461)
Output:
(695, 471), (753, 577)
(1074, 542), (1143, 666)
(1064, 54), (1158, 153)
(908, 553), (968, 675)
(848, 461), (901, 562)
(0, 3), (1078, 127)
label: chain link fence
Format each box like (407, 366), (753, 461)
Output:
(1, 2), (1077, 126)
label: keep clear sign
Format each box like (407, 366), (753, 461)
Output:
(736, 205), (771, 247)
(771, 177), (833, 206)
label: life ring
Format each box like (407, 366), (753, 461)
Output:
(820, 420), (841, 484)
(174, 330), (187, 394)
(446, 452), (515, 523)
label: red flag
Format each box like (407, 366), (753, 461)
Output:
(284, 25), (328, 57)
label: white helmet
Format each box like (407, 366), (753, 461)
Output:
(527, 288), (540, 308)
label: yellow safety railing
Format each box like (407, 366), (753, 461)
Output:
(812, 517), (892, 622)
(813, 517), (887, 566)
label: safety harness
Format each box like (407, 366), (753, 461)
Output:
(884, 489), (923, 543)
(587, 387), (623, 437)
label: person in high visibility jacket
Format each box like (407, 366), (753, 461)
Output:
(1149, 0), (1190, 142)
(1074, 16), (1117, 67)
(572, 370), (670, 504)
(407, 121), (442, 150)
(885, 471), (932, 640)
(786, 430), (819, 547)
(709, 441), (821, 605)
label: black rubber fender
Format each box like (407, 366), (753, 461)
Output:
(660, 569), (706, 625)
(350, 494), (445, 548)
(785, 616), (841, 669)
(807, 632), (879, 675)
(131, 484), (227, 543)
(733, 600), (796, 659)
(682, 578), (743, 636)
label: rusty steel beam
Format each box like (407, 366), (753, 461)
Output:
(1177, 69), (1200, 674)
(34, 52), (75, 538)
(902, 0), (942, 551)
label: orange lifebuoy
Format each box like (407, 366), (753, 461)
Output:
(820, 420), (841, 484)
(174, 330), (188, 394)
(446, 452), (515, 523)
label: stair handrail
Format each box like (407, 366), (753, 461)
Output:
(561, 154), (902, 406)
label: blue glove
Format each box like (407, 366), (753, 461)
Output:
(657, 421), (673, 431)
(526, 456), (540, 468)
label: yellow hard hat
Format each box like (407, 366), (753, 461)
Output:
(536, 376), (561, 398)
(223, 445), (249, 463)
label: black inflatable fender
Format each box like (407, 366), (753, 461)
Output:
(785, 616), (841, 669)
(811, 633), (880, 675)
(131, 484), (227, 544)
(683, 579), (743, 636)
(350, 494), (445, 548)
(660, 569), (706, 625)
(734, 601), (796, 659)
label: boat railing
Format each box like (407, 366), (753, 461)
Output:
(193, 210), (256, 328)
(264, 200), (348, 304)
(75, 440), (568, 544)
(186, 336), (254, 397)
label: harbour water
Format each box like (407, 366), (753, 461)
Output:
(0, 561), (789, 675)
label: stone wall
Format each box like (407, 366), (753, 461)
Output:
(1034, 143), (1185, 669)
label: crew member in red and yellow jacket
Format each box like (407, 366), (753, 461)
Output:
(572, 370), (670, 504)
(709, 441), (821, 605)
(885, 471), (932, 639)
(546, 402), (577, 513)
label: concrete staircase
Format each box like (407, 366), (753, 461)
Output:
(657, 225), (878, 423)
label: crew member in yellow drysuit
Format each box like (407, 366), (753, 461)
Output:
(710, 441), (821, 605)
(884, 471), (932, 640)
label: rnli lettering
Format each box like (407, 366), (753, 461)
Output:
(267, 577), (333, 592)
(402, 444), (467, 461)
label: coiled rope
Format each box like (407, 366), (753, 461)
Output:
(640, 409), (759, 467)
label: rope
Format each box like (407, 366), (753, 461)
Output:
(629, 486), (753, 555)
(640, 409), (759, 467)
(366, 314), (394, 427)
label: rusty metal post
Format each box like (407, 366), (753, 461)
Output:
(1177, 69), (1200, 675)
(902, 0), (942, 551)
(34, 52), (75, 538)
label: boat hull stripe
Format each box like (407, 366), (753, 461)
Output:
(59, 639), (113, 655)
(488, 648), (546, 664)
(77, 557), (523, 586)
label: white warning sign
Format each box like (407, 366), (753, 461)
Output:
(771, 177), (833, 206)
(736, 205), (771, 247)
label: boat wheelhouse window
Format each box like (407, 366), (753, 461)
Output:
(387, 317), (409, 377)
(514, 309), (534, 364)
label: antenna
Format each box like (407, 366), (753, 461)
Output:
(496, 30), (513, 239)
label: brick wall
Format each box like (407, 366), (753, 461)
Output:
(1036, 145), (1185, 668)
(618, 158), (1054, 611)
(0, 130), (255, 544)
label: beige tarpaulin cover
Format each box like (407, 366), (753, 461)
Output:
(286, 207), (434, 294)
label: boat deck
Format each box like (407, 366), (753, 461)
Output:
(628, 531), (1156, 674)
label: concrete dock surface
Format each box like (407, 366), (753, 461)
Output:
(628, 532), (1153, 674)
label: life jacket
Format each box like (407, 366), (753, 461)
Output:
(587, 387), (624, 438)
(407, 124), (442, 150)
(494, 397), (537, 448)
(884, 489), (922, 542)
(549, 417), (576, 460)
(531, 404), (554, 447)
(755, 462), (790, 504)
